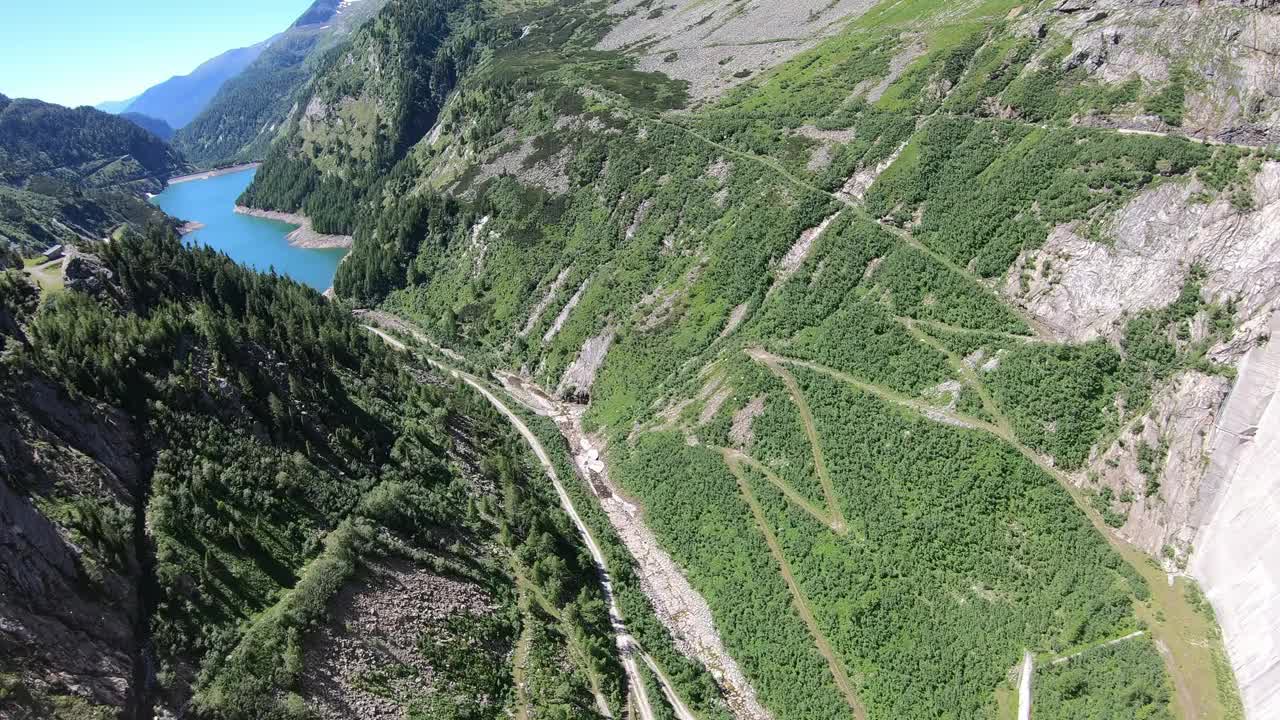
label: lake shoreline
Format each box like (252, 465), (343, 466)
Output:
(322, 247), (354, 299)
(167, 163), (262, 186)
(153, 166), (345, 292)
(233, 206), (354, 249)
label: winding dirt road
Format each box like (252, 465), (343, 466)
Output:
(1017, 651), (1033, 720)
(364, 325), (691, 720)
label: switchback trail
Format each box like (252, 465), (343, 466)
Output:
(723, 450), (868, 720)
(1049, 630), (1146, 666)
(752, 353), (847, 531)
(720, 449), (846, 534)
(746, 347), (1217, 719)
(898, 317), (1015, 437)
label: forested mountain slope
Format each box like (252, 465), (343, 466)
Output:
(122, 38), (273, 130)
(120, 112), (175, 141)
(172, 0), (391, 168)
(242, 0), (1280, 717)
(0, 230), (623, 719)
(0, 96), (186, 255)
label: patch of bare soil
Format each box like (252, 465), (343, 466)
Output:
(521, 267), (571, 337)
(301, 559), (496, 720)
(599, 0), (880, 103)
(719, 302), (751, 339)
(729, 395), (766, 448)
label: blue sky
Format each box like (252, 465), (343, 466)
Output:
(0, 1), (311, 108)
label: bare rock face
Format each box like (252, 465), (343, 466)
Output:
(1080, 371), (1230, 565)
(0, 376), (144, 717)
(1005, 162), (1280, 344)
(1190, 312), (1280, 720)
(598, 0), (880, 103)
(1039, 1), (1280, 142)
(557, 329), (616, 402)
(64, 250), (130, 309)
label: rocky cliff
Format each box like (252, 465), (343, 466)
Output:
(1191, 312), (1280, 720)
(1005, 160), (1280, 568)
(1001, 89), (1280, 720)
(1039, 0), (1280, 143)
(0, 375), (146, 718)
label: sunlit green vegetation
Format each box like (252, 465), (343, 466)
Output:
(1, 228), (620, 719)
(228, 0), (1254, 716)
(614, 362), (1146, 719)
(1033, 637), (1173, 720)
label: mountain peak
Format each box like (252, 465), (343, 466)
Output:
(120, 39), (270, 129)
(293, 0), (344, 27)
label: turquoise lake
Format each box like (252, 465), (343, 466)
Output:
(151, 168), (346, 292)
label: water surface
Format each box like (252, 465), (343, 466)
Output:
(152, 168), (345, 291)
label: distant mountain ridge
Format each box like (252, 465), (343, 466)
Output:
(93, 97), (136, 114)
(120, 112), (174, 141)
(292, 0), (353, 27)
(121, 38), (273, 130)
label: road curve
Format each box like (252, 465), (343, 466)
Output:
(365, 325), (693, 720)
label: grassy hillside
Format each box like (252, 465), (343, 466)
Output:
(229, 0), (1268, 717)
(0, 230), (623, 719)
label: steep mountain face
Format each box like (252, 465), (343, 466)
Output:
(1043, 0), (1280, 144)
(237, 0), (486, 236)
(244, 0), (1280, 717)
(122, 39), (272, 130)
(0, 369), (147, 719)
(0, 96), (186, 255)
(172, 0), (391, 168)
(120, 112), (174, 141)
(0, 232), (622, 719)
